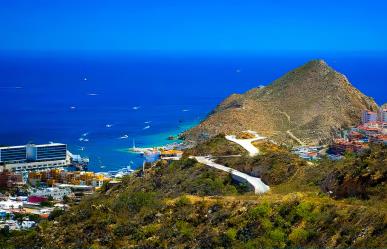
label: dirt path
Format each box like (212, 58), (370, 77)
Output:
(286, 130), (306, 146)
(278, 110), (306, 146)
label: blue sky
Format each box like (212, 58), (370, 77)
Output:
(1, 0), (386, 53)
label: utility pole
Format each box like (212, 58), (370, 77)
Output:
(142, 160), (145, 176)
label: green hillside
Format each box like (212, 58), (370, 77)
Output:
(2, 138), (386, 249)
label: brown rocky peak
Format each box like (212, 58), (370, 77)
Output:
(183, 59), (379, 145)
(303, 59), (329, 68)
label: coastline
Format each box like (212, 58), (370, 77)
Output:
(95, 121), (200, 173)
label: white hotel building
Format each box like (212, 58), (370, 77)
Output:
(0, 143), (73, 172)
(379, 108), (387, 123)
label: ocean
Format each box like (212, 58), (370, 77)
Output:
(0, 52), (386, 171)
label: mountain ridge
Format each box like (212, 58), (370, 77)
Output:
(183, 59), (379, 145)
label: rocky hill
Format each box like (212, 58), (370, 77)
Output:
(183, 60), (378, 145)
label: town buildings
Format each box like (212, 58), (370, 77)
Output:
(0, 171), (24, 188)
(329, 138), (367, 155)
(291, 146), (323, 160)
(29, 187), (72, 201)
(28, 169), (110, 188)
(329, 109), (387, 156)
(0, 200), (23, 210)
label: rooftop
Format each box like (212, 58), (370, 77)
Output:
(0, 143), (66, 150)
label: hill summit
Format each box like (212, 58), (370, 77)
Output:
(183, 60), (378, 145)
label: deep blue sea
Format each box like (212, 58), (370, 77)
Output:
(0, 52), (386, 171)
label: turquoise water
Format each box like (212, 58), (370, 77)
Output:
(0, 53), (386, 171)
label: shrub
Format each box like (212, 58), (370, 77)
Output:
(296, 201), (316, 221)
(114, 191), (159, 213)
(225, 228), (237, 241)
(249, 203), (271, 219)
(269, 228), (286, 248)
(48, 208), (65, 221)
(289, 227), (310, 245)
(176, 221), (194, 239)
(175, 195), (191, 207)
(142, 224), (160, 237)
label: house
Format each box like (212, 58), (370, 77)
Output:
(29, 187), (72, 201)
(0, 200), (23, 210)
(28, 196), (48, 204)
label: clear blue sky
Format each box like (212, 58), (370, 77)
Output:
(1, 0), (386, 53)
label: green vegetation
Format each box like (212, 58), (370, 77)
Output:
(184, 134), (247, 156)
(0, 229), (42, 249)
(216, 141), (306, 185)
(320, 144), (387, 200)
(1, 138), (386, 248)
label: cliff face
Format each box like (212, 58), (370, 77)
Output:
(183, 60), (378, 145)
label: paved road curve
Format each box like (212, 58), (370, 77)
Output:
(192, 156), (270, 194)
(225, 130), (266, 157)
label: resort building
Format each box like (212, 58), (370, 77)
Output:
(0, 143), (88, 172)
(362, 110), (377, 124)
(378, 108), (387, 123)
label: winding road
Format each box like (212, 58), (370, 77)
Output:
(225, 130), (266, 157)
(192, 156), (270, 194)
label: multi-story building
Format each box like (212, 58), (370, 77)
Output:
(26, 143), (67, 161)
(0, 146), (27, 163)
(378, 108), (387, 123)
(362, 110), (377, 124)
(0, 143), (87, 172)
